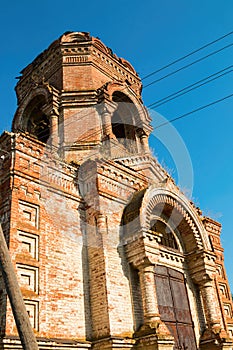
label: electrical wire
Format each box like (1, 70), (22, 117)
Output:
(148, 65), (233, 108)
(142, 30), (233, 80)
(13, 32), (233, 143)
(9, 91), (233, 192)
(35, 61), (233, 142)
(143, 42), (233, 88)
(35, 67), (233, 146)
(153, 93), (233, 130)
(2, 31), (233, 196)
(7, 33), (233, 142)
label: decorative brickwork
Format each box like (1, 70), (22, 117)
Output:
(0, 32), (232, 349)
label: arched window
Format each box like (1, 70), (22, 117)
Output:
(27, 110), (50, 143)
(150, 220), (179, 250)
(111, 91), (137, 153)
(22, 95), (50, 143)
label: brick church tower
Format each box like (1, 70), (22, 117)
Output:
(0, 32), (233, 349)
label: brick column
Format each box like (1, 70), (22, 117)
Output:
(140, 134), (150, 153)
(124, 233), (174, 347)
(199, 279), (222, 329)
(138, 263), (160, 324)
(98, 101), (117, 140)
(51, 114), (59, 147)
(187, 250), (224, 333)
(87, 211), (111, 340)
(136, 129), (150, 154)
(41, 103), (59, 147)
(96, 213), (107, 235)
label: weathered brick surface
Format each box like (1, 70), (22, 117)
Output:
(0, 134), (87, 342)
(0, 32), (232, 350)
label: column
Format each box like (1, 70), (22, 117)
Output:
(96, 213), (107, 238)
(50, 114), (59, 147)
(41, 103), (59, 148)
(98, 101), (117, 140)
(140, 134), (150, 153)
(138, 263), (160, 324)
(136, 128), (150, 154)
(199, 279), (222, 329)
(87, 211), (110, 339)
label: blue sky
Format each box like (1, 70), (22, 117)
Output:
(1, 1), (233, 288)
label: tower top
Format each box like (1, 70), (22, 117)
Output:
(12, 32), (151, 162)
(15, 31), (142, 103)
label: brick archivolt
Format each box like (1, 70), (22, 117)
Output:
(140, 186), (211, 252)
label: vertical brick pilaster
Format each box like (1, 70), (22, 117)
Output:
(50, 114), (59, 147)
(199, 279), (222, 329)
(138, 263), (160, 324)
(87, 212), (110, 340)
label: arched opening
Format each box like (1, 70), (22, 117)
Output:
(22, 95), (50, 143)
(111, 91), (138, 153)
(111, 112), (126, 140)
(27, 109), (50, 143)
(149, 201), (197, 254)
(147, 202), (201, 349)
(150, 219), (179, 250)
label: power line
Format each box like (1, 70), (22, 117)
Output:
(142, 30), (233, 80)
(143, 42), (233, 88)
(3, 32), (233, 194)
(148, 65), (233, 108)
(13, 54), (233, 144)
(153, 93), (233, 129)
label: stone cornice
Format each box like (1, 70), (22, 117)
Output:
(79, 158), (148, 204)
(16, 32), (141, 98)
(116, 155), (168, 182)
(60, 90), (98, 108)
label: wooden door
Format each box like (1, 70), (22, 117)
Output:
(155, 265), (197, 350)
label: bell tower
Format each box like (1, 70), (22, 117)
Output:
(12, 32), (152, 163)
